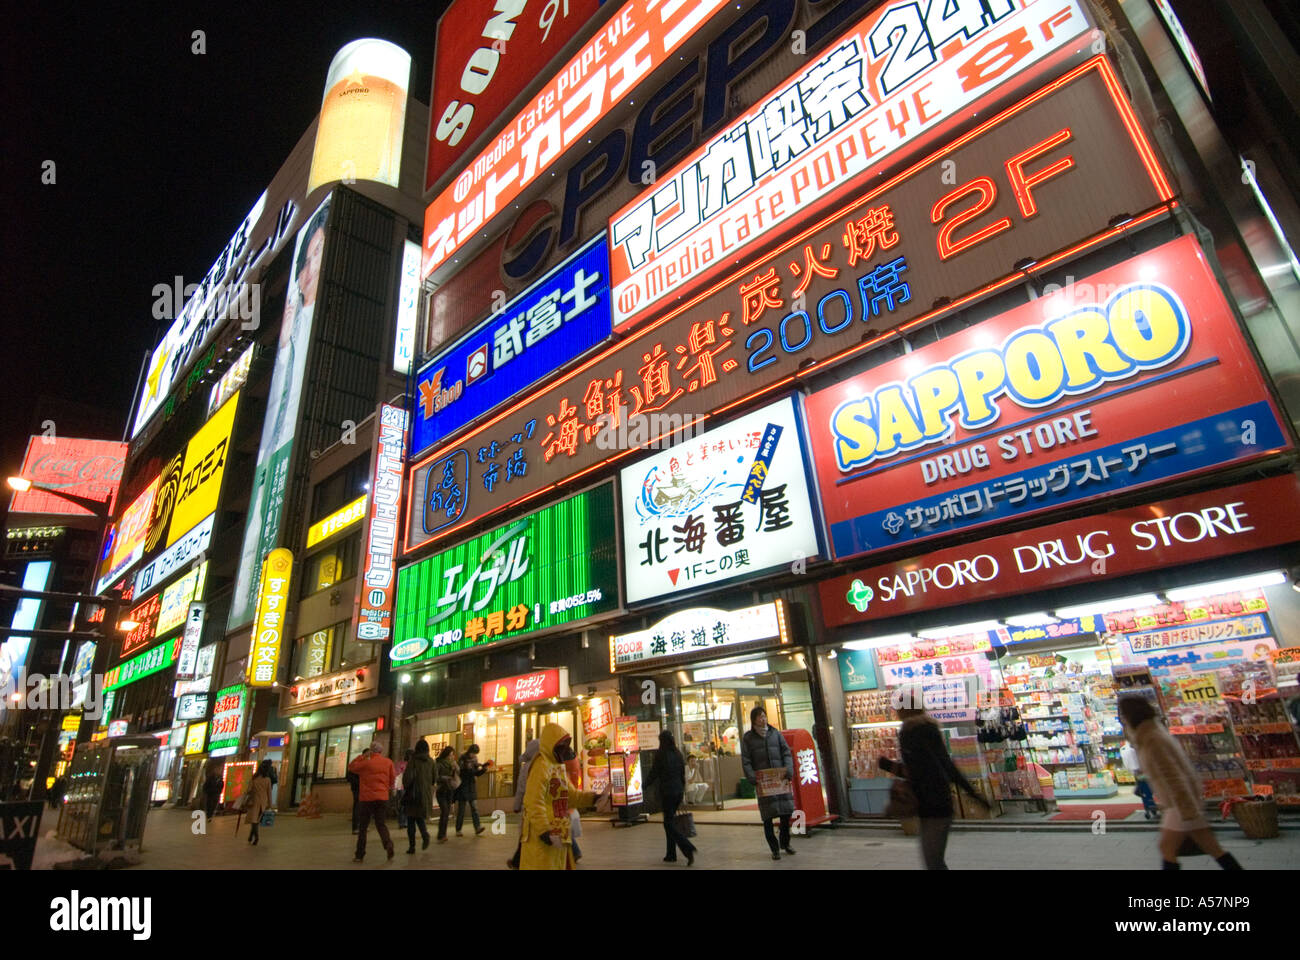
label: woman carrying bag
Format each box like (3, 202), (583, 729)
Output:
(645, 728), (696, 866)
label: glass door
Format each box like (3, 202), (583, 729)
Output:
(292, 739), (317, 807)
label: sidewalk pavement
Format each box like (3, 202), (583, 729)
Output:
(36, 806), (1299, 870)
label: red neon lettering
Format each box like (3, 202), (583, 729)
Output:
(1004, 129), (1075, 218)
(931, 177), (1012, 260)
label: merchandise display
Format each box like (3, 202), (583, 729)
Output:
(849, 724), (898, 781)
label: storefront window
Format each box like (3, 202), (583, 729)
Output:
(309, 454), (370, 525)
(316, 721), (375, 780)
(291, 620), (371, 679)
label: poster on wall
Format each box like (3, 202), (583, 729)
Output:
(230, 195), (333, 629)
(619, 396), (821, 604)
(805, 235), (1291, 562)
(581, 698), (615, 796)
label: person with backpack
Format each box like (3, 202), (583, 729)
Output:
(646, 728), (696, 865)
(455, 744), (492, 837)
(239, 760), (275, 847)
(402, 741), (435, 853)
(434, 745), (458, 842)
(348, 742), (396, 862)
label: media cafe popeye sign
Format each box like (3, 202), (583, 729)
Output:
(285, 664), (378, 710)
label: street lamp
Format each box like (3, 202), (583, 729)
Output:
(7, 476), (113, 520)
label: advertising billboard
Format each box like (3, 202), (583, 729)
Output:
(406, 57), (1174, 556)
(133, 189), (302, 440)
(248, 549), (294, 688)
(425, 0), (603, 192)
(9, 437), (126, 515)
(308, 39), (412, 193)
(394, 240), (421, 376)
(411, 234), (612, 459)
(305, 495), (367, 548)
(609, 600), (789, 670)
(230, 195), (333, 628)
(208, 684), (247, 757)
(608, 0), (1090, 328)
(804, 235), (1290, 560)
(103, 636), (182, 693)
(480, 668), (567, 708)
(392, 483), (619, 665)
(174, 602), (206, 683)
(165, 392), (239, 547)
(95, 475), (159, 594)
(119, 593), (162, 661)
(356, 404), (407, 644)
(155, 561), (208, 637)
(134, 512), (214, 597)
(420, 0), (893, 358)
(619, 396), (820, 604)
(817, 474), (1300, 628)
(421, 0), (732, 279)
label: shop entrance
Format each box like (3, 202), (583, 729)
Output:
(292, 740), (317, 807)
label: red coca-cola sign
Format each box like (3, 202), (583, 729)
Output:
(10, 436), (126, 516)
(819, 474), (1300, 629)
(481, 668), (564, 708)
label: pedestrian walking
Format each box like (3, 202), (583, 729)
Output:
(519, 723), (591, 870)
(1121, 738), (1158, 819)
(645, 728), (695, 866)
(507, 738), (540, 869)
(455, 744), (492, 836)
(47, 776), (67, 810)
(347, 749), (365, 834)
(402, 740), (434, 853)
(1118, 697), (1243, 870)
(434, 745), (458, 842)
(349, 741), (396, 862)
(395, 749), (412, 830)
(239, 760), (275, 846)
(202, 759), (224, 821)
(878, 689), (989, 869)
(740, 706), (796, 860)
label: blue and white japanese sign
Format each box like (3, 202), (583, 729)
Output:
(412, 235), (612, 459)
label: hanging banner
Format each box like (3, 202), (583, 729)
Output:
(422, 0), (733, 279)
(806, 235), (1289, 560)
(356, 404), (409, 645)
(406, 57), (1175, 556)
(608, 0), (1090, 328)
(412, 235), (612, 459)
(230, 195), (333, 629)
(619, 396), (820, 603)
(247, 549), (294, 688)
(818, 475), (1300, 628)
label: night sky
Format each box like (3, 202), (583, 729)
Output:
(2, 0), (449, 490)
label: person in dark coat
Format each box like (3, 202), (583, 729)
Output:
(402, 740), (435, 853)
(455, 744), (492, 836)
(202, 760), (224, 820)
(645, 728), (696, 865)
(879, 689), (988, 869)
(347, 747), (366, 834)
(435, 746), (457, 841)
(740, 706), (796, 860)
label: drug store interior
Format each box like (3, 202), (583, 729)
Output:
(828, 567), (1300, 823)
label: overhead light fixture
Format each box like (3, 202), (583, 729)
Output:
(6, 477), (32, 492)
(421, 674), (432, 684)
(1055, 593), (1161, 619)
(116, 620), (140, 632)
(399, 673), (411, 684)
(826, 649), (838, 660)
(1002, 613), (1058, 628)
(842, 634), (915, 651)
(1164, 571), (1285, 602)
(916, 620), (1000, 640)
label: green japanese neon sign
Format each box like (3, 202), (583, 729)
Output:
(393, 483), (619, 663)
(103, 636), (180, 692)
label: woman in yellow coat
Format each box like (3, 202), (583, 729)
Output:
(520, 723), (592, 870)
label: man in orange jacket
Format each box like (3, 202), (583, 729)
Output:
(349, 742), (396, 862)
